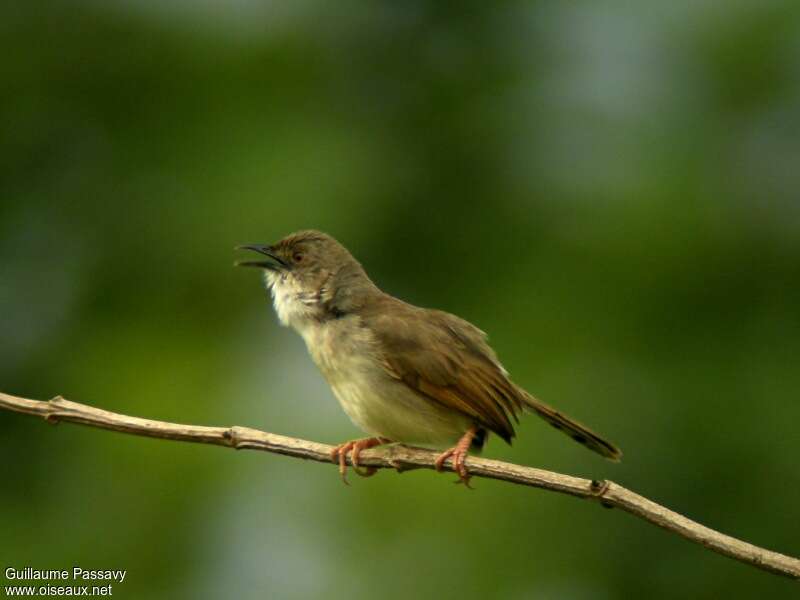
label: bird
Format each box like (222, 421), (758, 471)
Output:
(237, 230), (621, 485)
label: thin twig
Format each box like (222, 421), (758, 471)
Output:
(1, 390), (798, 580)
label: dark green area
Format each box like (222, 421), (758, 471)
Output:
(2, 2), (799, 598)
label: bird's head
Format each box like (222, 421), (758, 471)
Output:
(237, 230), (375, 328)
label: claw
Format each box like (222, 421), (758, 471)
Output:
(434, 426), (478, 488)
(329, 437), (389, 484)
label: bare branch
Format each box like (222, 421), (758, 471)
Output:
(1, 390), (798, 580)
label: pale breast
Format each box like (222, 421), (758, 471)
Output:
(301, 315), (379, 383)
(301, 316), (472, 447)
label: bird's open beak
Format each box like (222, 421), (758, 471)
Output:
(235, 244), (288, 271)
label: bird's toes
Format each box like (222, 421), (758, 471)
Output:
(350, 442), (377, 477)
(434, 448), (455, 472)
(331, 441), (356, 485)
(451, 450), (474, 488)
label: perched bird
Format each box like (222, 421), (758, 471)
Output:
(237, 230), (621, 485)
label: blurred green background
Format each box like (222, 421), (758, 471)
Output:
(2, 1), (799, 598)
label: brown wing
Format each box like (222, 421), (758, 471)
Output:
(363, 301), (525, 443)
(362, 298), (623, 460)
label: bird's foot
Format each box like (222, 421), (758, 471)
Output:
(434, 427), (478, 488)
(330, 437), (390, 485)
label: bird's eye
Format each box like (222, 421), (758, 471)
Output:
(293, 252), (305, 263)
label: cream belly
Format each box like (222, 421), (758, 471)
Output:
(328, 373), (472, 446)
(301, 316), (472, 447)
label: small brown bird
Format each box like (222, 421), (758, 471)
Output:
(237, 230), (621, 485)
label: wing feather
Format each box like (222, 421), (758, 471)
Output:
(365, 303), (523, 443)
(362, 298), (622, 459)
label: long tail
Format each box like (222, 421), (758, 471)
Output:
(520, 391), (622, 461)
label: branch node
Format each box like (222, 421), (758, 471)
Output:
(589, 479), (608, 495)
(385, 446), (419, 473)
(224, 428), (242, 449)
(589, 479), (615, 509)
(224, 426), (252, 450)
(44, 395), (66, 425)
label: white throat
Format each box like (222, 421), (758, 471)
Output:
(264, 271), (320, 335)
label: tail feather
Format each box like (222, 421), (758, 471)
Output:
(521, 392), (622, 461)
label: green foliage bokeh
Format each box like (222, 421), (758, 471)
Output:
(2, 2), (799, 598)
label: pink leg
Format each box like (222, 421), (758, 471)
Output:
(434, 427), (478, 488)
(330, 437), (391, 485)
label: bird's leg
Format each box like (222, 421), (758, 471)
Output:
(330, 437), (391, 484)
(434, 426), (478, 488)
